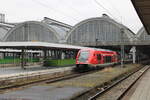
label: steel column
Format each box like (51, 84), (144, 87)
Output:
(21, 49), (25, 69)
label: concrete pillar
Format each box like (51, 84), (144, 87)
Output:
(13, 52), (15, 64)
(61, 51), (65, 60)
(3, 52), (5, 59)
(43, 49), (47, 61)
(132, 46), (136, 64)
(43, 49), (47, 66)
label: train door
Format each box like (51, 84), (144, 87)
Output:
(112, 54), (117, 62)
(97, 54), (101, 64)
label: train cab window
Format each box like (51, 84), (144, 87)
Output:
(78, 51), (89, 62)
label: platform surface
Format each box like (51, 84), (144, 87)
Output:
(0, 65), (73, 78)
(130, 68), (150, 100)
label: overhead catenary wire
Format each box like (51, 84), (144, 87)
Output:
(57, 0), (86, 20)
(94, 0), (120, 22)
(31, 0), (79, 22)
(104, 0), (124, 24)
(94, 0), (115, 18)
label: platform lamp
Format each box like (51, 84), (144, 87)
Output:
(96, 38), (98, 47)
(120, 28), (125, 67)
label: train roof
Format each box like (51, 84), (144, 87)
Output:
(80, 48), (114, 52)
(93, 48), (113, 52)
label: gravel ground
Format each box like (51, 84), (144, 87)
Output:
(46, 64), (141, 88)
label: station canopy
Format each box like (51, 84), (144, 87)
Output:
(0, 41), (89, 50)
(131, 0), (150, 34)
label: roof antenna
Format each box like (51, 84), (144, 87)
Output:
(102, 13), (110, 18)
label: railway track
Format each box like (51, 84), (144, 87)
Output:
(0, 69), (99, 93)
(71, 65), (149, 100)
(87, 65), (149, 100)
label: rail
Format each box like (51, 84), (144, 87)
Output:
(88, 65), (149, 100)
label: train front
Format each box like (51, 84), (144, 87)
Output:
(75, 49), (92, 70)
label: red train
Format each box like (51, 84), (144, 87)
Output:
(76, 48), (118, 70)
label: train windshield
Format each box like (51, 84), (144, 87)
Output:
(78, 51), (89, 62)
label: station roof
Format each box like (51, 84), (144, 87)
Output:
(3, 21), (61, 42)
(66, 15), (135, 46)
(42, 17), (72, 29)
(131, 0), (150, 34)
(3, 19), (71, 43)
(136, 27), (146, 38)
(0, 22), (15, 28)
(42, 17), (72, 41)
(0, 22), (15, 41)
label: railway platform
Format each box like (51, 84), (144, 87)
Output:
(0, 65), (73, 76)
(125, 66), (150, 100)
(0, 65), (73, 86)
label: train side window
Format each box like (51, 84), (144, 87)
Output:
(104, 56), (112, 63)
(97, 54), (101, 60)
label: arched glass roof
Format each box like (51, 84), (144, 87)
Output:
(0, 23), (15, 41)
(136, 27), (150, 42)
(66, 16), (135, 46)
(3, 21), (71, 43)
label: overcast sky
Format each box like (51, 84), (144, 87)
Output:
(0, 0), (142, 33)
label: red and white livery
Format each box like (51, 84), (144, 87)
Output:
(76, 48), (118, 70)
